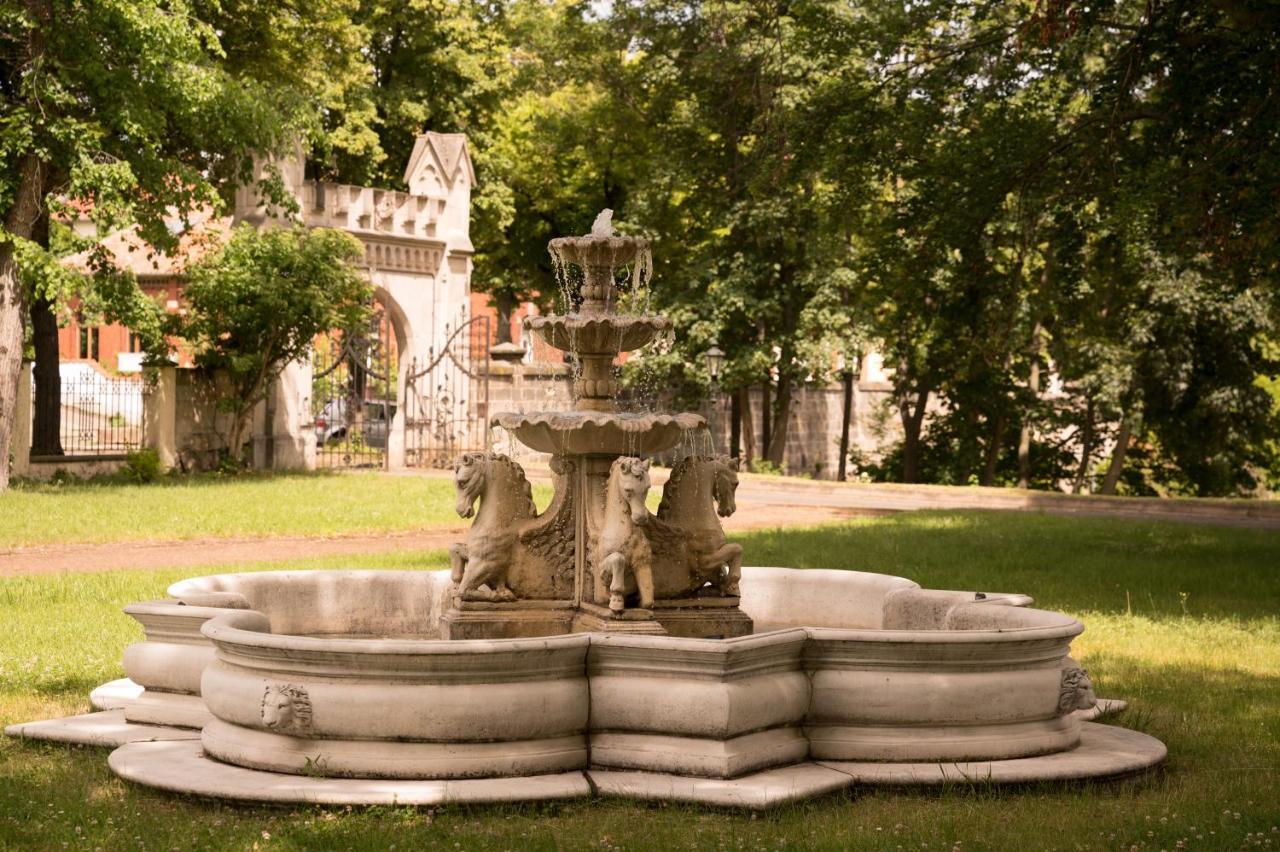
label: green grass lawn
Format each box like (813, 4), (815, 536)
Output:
(2, 511), (1278, 850)
(0, 472), (484, 548)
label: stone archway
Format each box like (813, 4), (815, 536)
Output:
(238, 132), (478, 471)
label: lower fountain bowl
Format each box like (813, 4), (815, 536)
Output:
(493, 410), (706, 456)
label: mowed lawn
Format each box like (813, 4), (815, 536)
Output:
(1, 511), (1278, 850)
(0, 472), (484, 547)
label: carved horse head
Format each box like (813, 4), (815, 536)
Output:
(453, 452), (489, 518)
(658, 454), (740, 521)
(453, 452), (535, 521)
(610, 457), (651, 526)
(710, 455), (740, 518)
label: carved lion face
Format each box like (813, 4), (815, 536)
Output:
(1059, 667), (1097, 713)
(262, 683), (312, 732)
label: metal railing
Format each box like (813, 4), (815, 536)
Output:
(53, 372), (146, 456)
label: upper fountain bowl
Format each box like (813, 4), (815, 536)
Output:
(548, 233), (649, 271)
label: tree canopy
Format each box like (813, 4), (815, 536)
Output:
(2, 0), (1276, 495)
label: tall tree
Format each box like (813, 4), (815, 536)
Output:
(0, 0), (363, 487)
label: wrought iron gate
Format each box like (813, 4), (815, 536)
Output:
(311, 302), (398, 469)
(404, 313), (491, 468)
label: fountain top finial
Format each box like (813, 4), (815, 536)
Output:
(590, 209), (615, 238)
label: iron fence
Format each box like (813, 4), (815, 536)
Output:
(53, 372), (146, 456)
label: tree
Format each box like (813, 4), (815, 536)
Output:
(173, 225), (370, 462)
(0, 0), (363, 488)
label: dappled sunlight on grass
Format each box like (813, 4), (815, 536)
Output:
(2, 511), (1278, 849)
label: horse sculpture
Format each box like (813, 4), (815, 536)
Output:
(594, 457), (654, 613)
(647, 454), (743, 597)
(450, 452), (537, 601)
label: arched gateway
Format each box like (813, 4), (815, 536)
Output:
(236, 134), (488, 469)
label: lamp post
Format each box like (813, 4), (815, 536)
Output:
(704, 342), (725, 454)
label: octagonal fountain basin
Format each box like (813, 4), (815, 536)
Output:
(107, 566), (1123, 786)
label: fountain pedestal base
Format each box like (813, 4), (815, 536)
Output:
(439, 600), (574, 640)
(652, 597), (754, 639)
(571, 602), (668, 635)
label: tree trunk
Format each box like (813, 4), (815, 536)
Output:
(1018, 324), (1039, 483)
(764, 373), (792, 468)
(0, 1), (49, 489)
(739, 388), (755, 465)
(729, 390), (741, 460)
(760, 381), (771, 459)
(1072, 392), (1096, 494)
(899, 385), (929, 483)
(0, 154), (48, 489)
(494, 290), (517, 345)
(837, 369), (853, 481)
(980, 412), (1005, 487)
(29, 295), (63, 456)
(1099, 414), (1134, 496)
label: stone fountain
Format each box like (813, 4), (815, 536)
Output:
(5, 213), (1168, 809)
(443, 209), (748, 641)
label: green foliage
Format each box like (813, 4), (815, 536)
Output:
(120, 449), (162, 485)
(747, 459), (784, 477)
(172, 225), (371, 458)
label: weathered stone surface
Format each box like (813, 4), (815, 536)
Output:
(587, 763), (854, 809)
(590, 728), (808, 778)
(89, 678), (141, 711)
(818, 722), (1166, 785)
(109, 741), (592, 805)
(5, 710), (198, 747)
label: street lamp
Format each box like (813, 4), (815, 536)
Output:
(704, 342), (725, 453)
(704, 342), (725, 384)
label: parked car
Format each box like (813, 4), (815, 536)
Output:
(314, 398), (396, 449)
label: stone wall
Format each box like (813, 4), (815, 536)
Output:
(712, 379), (899, 479)
(148, 365), (315, 473)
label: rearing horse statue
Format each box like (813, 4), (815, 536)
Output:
(647, 454), (743, 597)
(594, 457), (654, 613)
(450, 452), (536, 601)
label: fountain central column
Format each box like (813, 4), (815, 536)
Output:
(443, 209), (752, 640)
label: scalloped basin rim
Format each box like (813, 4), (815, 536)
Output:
(524, 315), (671, 328)
(183, 567), (1083, 652)
(201, 615), (1082, 651)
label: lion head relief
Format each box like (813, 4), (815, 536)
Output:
(1058, 665), (1097, 714)
(261, 683), (313, 733)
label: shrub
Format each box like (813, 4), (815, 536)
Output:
(122, 449), (163, 484)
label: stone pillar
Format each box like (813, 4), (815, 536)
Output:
(144, 366), (178, 471)
(269, 359), (316, 470)
(11, 361), (31, 477)
(385, 358), (407, 471)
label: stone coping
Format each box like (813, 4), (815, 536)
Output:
(171, 567), (1081, 650)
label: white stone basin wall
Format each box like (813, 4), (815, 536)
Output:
(120, 567), (1090, 780)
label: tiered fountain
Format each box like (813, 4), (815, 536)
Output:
(6, 213), (1167, 809)
(442, 209), (750, 641)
